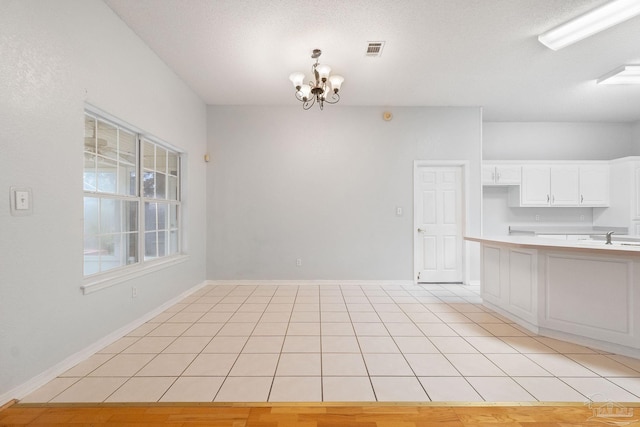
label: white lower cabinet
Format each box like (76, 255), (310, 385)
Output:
(479, 241), (640, 356)
(481, 244), (537, 325)
(540, 252), (636, 347)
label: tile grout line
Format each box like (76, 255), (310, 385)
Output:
(22, 282), (640, 404)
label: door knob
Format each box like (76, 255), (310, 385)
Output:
(417, 228), (425, 233)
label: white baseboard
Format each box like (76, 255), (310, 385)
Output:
(0, 280), (209, 406)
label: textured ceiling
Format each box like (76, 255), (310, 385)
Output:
(104, 0), (640, 122)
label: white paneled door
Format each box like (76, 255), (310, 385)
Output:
(414, 165), (463, 283)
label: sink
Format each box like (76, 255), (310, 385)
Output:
(575, 240), (640, 247)
(576, 240), (608, 246)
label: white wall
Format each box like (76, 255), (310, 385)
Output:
(207, 106), (482, 281)
(0, 0), (207, 400)
(633, 121), (640, 154)
(484, 122), (634, 161)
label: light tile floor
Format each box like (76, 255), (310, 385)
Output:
(21, 283), (640, 403)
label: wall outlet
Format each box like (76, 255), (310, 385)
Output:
(535, 214), (540, 221)
(132, 286), (138, 298)
(396, 206), (403, 216)
(296, 258), (302, 267)
(580, 214), (585, 221)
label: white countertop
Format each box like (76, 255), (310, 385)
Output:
(465, 235), (640, 255)
(508, 226), (628, 235)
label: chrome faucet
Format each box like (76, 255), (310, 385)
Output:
(606, 231), (614, 245)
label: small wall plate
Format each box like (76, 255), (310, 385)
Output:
(10, 186), (33, 216)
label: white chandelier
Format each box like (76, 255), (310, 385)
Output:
(289, 49), (344, 110)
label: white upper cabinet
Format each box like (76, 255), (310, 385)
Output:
(520, 166), (552, 206)
(550, 165), (580, 206)
(483, 164), (521, 185)
(593, 157), (638, 233)
(506, 162), (609, 207)
(579, 164), (610, 207)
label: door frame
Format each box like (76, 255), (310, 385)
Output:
(413, 160), (470, 285)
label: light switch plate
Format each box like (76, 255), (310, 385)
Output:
(10, 187), (33, 216)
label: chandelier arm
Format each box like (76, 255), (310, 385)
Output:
(302, 97), (316, 110)
(324, 92), (340, 104)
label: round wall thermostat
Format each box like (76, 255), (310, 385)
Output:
(383, 111), (393, 121)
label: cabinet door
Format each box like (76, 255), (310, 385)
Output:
(495, 165), (521, 185)
(550, 165), (580, 206)
(579, 165), (609, 207)
(521, 166), (550, 206)
(482, 166), (496, 185)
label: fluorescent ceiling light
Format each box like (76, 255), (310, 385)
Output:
(597, 65), (640, 84)
(538, 0), (640, 50)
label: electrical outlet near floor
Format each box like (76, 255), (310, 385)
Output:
(132, 286), (138, 298)
(296, 258), (302, 267)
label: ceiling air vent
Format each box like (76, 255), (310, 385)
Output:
(365, 41), (385, 57)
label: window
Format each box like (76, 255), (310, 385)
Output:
(83, 112), (181, 278)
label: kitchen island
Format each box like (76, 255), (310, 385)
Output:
(466, 235), (640, 358)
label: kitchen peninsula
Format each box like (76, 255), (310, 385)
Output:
(466, 235), (640, 358)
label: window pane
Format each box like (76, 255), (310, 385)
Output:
(143, 141), (155, 170)
(169, 204), (178, 229)
(168, 176), (178, 200)
(96, 157), (117, 193)
(157, 230), (167, 257)
(169, 230), (179, 255)
(145, 231), (157, 258)
(97, 120), (118, 160)
(100, 198), (120, 233)
(156, 147), (167, 173)
(84, 197), (99, 235)
(100, 234), (121, 272)
(123, 201), (138, 232)
(143, 172), (155, 198)
(157, 203), (167, 230)
(84, 116), (97, 154)
(124, 232), (138, 265)
(145, 202), (157, 231)
(168, 153), (178, 177)
(118, 163), (136, 196)
(119, 130), (136, 165)
(83, 153), (97, 191)
(156, 173), (166, 199)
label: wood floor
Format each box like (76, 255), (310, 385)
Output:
(3, 401), (640, 426)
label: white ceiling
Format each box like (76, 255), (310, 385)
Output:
(104, 0), (640, 122)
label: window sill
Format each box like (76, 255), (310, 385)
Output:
(81, 255), (189, 295)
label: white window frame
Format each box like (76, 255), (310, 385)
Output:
(82, 106), (187, 295)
